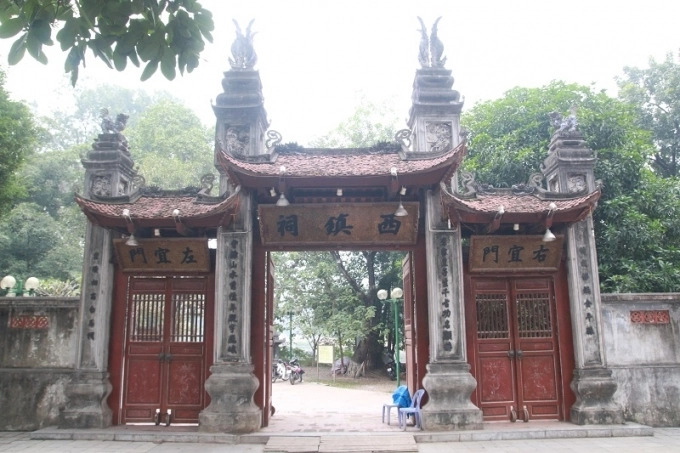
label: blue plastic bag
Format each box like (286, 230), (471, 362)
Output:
(392, 385), (411, 408)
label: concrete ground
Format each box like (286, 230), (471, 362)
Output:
(1, 380), (679, 452)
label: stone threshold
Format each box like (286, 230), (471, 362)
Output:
(30, 421), (653, 445)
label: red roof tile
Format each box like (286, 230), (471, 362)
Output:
(440, 182), (600, 225)
(217, 143), (466, 188)
(75, 191), (240, 229)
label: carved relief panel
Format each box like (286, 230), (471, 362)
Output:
(425, 121), (452, 152)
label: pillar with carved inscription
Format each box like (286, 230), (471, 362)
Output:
(420, 189), (483, 430)
(198, 196), (261, 432)
(405, 23), (483, 429)
(199, 36), (266, 433)
(542, 124), (624, 424)
(60, 131), (136, 428)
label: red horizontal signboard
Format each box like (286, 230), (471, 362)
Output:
(258, 202), (419, 247)
(114, 238), (210, 272)
(469, 235), (564, 272)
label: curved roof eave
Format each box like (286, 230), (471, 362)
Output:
(74, 187), (242, 231)
(439, 181), (601, 226)
(217, 142), (466, 189)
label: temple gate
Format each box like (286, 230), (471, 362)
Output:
(63, 18), (624, 433)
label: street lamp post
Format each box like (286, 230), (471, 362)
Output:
(377, 287), (404, 387)
(0, 275), (40, 297)
(288, 310), (293, 362)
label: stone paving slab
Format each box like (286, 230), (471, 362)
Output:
(318, 434), (417, 452)
(264, 436), (321, 453)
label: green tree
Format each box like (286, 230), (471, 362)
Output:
(0, 68), (40, 217)
(125, 98), (214, 189)
(461, 81), (680, 292)
(309, 96), (400, 148)
(39, 84), (166, 151)
(0, 203), (67, 279)
(273, 250), (403, 370)
(0, 0), (214, 85)
(617, 52), (680, 177)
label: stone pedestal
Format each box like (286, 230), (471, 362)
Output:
(570, 368), (624, 425)
(199, 363), (262, 433)
(59, 371), (112, 428)
(421, 363), (483, 430)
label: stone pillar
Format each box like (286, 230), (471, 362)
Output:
(199, 195), (262, 433)
(61, 132), (136, 428)
(565, 218), (623, 424)
(420, 189), (482, 430)
(542, 127), (623, 424)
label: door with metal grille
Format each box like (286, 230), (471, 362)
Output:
(122, 276), (210, 425)
(467, 277), (563, 422)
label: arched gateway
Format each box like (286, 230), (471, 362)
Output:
(66, 19), (623, 433)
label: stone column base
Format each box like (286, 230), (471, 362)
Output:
(421, 362), (483, 430)
(199, 362), (261, 433)
(59, 371), (112, 429)
(570, 367), (624, 425)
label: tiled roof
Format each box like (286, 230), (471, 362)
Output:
(75, 190), (240, 229)
(441, 183), (600, 225)
(217, 143), (466, 187)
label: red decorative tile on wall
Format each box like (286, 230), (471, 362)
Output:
(9, 315), (49, 329)
(630, 310), (670, 324)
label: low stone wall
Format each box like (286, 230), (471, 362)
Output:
(0, 297), (79, 430)
(601, 293), (680, 426)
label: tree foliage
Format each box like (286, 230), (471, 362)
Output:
(0, 0), (214, 85)
(309, 96), (400, 148)
(0, 68), (40, 217)
(125, 98), (214, 189)
(462, 81), (680, 292)
(618, 52), (680, 177)
(0, 82), (203, 293)
(273, 250), (404, 369)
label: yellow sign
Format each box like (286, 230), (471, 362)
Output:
(114, 238), (210, 272)
(258, 202), (419, 246)
(318, 345), (334, 364)
(469, 235), (563, 273)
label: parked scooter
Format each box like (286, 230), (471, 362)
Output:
(385, 356), (397, 380)
(288, 357), (304, 385)
(383, 351), (405, 380)
(272, 359), (290, 382)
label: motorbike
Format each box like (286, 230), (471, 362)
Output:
(385, 357), (397, 380)
(288, 357), (304, 385)
(383, 351), (405, 380)
(272, 359), (290, 382)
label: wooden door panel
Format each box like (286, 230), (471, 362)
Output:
(519, 355), (558, 401)
(479, 357), (515, 403)
(167, 357), (204, 405)
(468, 276), (563, 422)
(121, 276), (210, 425)
(126, 357), (162, 404)
(513, 278), (561, 420)
(166, 357), (204, 422)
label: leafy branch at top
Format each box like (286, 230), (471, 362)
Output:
(0, 0), (214, 86)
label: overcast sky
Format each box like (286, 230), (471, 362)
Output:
(2, 0), (679, 145)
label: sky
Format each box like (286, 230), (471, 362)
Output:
(2, 0), (680, 145)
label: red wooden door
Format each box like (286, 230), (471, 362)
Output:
(122, 276), (210, 424)
(467, 277), (562, 422)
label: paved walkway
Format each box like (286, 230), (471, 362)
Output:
(0, 382), (678, 452)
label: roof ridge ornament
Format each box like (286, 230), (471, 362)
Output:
(549, 106), (580, 137)
(229, 19), (257, 70)
(417, 16), (447, 68)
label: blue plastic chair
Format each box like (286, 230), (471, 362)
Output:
(383, 385), (411, 425)
(398, 389), (425, 430)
